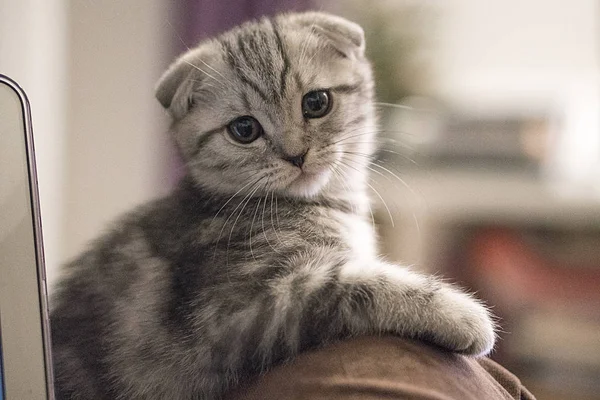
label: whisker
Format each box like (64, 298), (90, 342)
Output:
(212, 175), (263, 221)
(324, 128), (422, 156)
(213, 176), (265, 260)
(268, 191), (281, 242)
(332, 163), (375, 229)
(329, 164), (358, 216)
(335, 135), (418, 150)
(339, 150), (423, 201)
(165, 19), (192, 52)
(340, 154), (390, 183)
(181, 59), (225, 87)
(374, 102), (436, 114)
(339, 142), (418, 156)
(305, 39), (326, 66)
(341, 154), (423, 239)
(370, 161), (422, 198)
(330, 136), (421, 167)
(165, 21), (227, 86)
(377, 149), (421, 166)
(334, 148), (412, 168)
(226, 181), (265, 265)
(332, 149), (375, 162)
(298, 18), (317, 65)
(248, 196), (263, 261)
(374, 102), (416, 110)
(297, 2), (326, 66)
(196, 57), (228, 82)
(326, 125), (375, 146)
(275, 194), (282, 233)
(268, 191), (284, 248)
(338, 160), (395, 228)
(261, 191), (281, 254)
(328, 131), (373, 147)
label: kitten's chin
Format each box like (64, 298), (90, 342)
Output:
(285, 169), (332, 198)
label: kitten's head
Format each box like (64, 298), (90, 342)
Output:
(156, 12), (376, 200)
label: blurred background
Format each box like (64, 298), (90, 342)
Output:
(1, 1), (599, 399)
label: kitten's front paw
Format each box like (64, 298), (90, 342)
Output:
(428, 287), (496, 357)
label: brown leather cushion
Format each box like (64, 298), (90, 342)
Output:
(225, 336), (535, 400)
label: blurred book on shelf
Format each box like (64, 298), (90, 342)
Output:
(381, 97), (557, 171)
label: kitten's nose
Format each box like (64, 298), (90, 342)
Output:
(283, 149), (308, 168)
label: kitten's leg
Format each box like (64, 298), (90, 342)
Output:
(336, 260), (497, 356)
(244, 253), (495, 362)
(210, 255), (496, 391)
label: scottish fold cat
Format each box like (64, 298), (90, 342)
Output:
(50, 12), (495, 400)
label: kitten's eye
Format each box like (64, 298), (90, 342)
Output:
(227, 116), (263, 144)
(302, 90), (332, 119)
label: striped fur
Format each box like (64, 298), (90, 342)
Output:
(50, 12), (496, 400)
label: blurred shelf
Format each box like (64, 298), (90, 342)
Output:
(373, 167), (600, 269)
(375, 167), (600, 228)
(373, 167), (600, 400)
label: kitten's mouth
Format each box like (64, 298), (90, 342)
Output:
(286, 167), (331, 197)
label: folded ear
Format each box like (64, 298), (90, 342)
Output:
(286, 12), (365, 59)
(155, 45), (215, 120)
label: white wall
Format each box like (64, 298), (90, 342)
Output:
(434, 0), (599, 110)
(0, 0), (68, 286)
(62, 1), (177, 278)
(1, 1), (178, 286)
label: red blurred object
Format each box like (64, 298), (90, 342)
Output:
(466, 228), (600, 313)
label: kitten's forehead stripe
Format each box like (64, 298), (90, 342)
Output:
(241, 24), (278, 101)
(241, 90), (251, 112)
(221, 40), (237, 71)
(219, 18), (296, 111)
(246, 29), (270, 75)
(226, 35), (271, 104)
(270, 20), (290, 99)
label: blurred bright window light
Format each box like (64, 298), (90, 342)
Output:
(547, 78), (600, 198)
(431, 0), (600, 197)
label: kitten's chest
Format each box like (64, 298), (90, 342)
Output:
(190, 199), (377, 268)
(334, 211), (378, 261)
(237, 207), (376, 260)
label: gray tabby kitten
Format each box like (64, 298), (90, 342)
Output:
(50, 12), (496, 400)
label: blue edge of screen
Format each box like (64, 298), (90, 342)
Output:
(0, 338), (4, 400)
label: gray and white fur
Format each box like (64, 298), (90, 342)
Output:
(50, 12), (496, 400)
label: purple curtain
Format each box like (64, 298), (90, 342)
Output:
(181, 0), (318, 45)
